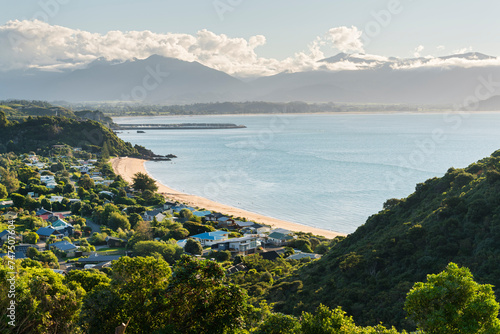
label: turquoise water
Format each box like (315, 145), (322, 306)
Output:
(115, 113), (500, 234)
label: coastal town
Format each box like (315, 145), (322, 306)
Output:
(0, 145), (334, 277)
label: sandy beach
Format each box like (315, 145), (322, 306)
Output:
(110, 157), (345, 238)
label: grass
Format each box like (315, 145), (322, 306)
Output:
(96, 247), (126, 255)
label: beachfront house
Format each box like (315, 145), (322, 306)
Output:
(191, 231), (230, 247)
(267, 228), (296, 246)
(192, 210), (212, 218)
(211, 236), (258, 255)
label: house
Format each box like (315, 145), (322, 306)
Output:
(267, 229), (296, 246)
(192, 210), (211, 218)
(2, 211), (18, 222)
(205, 212), (225, 222)
(105, 236), (127, 248)
(36, 226), (62, 240)
(216, 217), (235, 228)
(49, 196), (64, 203)
(211, 236), (258, 255)
(233, 220), (255, 229)
(0, 200), (13, 209)
(77, 253), (123, 264)
(50, 218), (74, 236)
(287, 253), (322, 260)
(190, 231), (230, 246)
(99, 191), (115, 198)
(40, 175), (56, 184)
(143, 209), (166, 222)
(36, 208), (53, 216)
(50, 241), (78, 256)
(15, 244), (42, 256)
(0, 252), (26, 260)
(260, 251), (281, 261)
(176, 239), (188, 249)
(171, 205), (195, 213)
(0, 230), (11, 244)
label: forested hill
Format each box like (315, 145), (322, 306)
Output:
(0, 100), (114, 125)
(0, 114), (137, 157)
(267, 149), (500, 329)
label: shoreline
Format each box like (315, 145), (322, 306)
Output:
(112, 110), (500, 119)
(110, 157), (346, 239)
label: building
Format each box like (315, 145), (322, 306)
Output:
(105, 236), (127, 248)
(192, 210), (211, 218)
(50, 241), (78, 256)
(287, 253), (322, 260)
(2, 211), (18, 222)
(190, 231), (230, 246)
(0, 200), (13, 209)
(267, 228), (296, 246)
(211, 236), (258, 255)
(36, 226), (62, 240)
(50, 218), (74, 236)
(77, 253), (123, 265)
(143, 209), (166, 222)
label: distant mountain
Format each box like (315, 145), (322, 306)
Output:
(1, 53), (500, 106)
(0, 55), (246, 103)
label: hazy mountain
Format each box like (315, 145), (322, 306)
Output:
(1, 53), (500, 106)
(0, 55), (246, 103)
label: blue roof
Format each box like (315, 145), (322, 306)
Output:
(36, 226), (57, 236)
(191, 231), (229, 240)
(36, 208), (52, 215)
(193, 210), (211, 217)
(50, 241), (77, 251)
(0, 230), (10, 238)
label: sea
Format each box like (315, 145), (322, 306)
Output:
(114, 112), (500, 234)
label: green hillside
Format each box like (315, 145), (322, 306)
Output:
(0, 100), (114, 124)
(0, 115), (137, 156)
(267, 150), (500, 329)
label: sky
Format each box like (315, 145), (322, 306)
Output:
(1, 0), (499, 76)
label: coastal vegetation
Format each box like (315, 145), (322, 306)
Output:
(0, 110), (499, 332)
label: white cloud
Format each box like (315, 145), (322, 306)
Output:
(437, 45), (445, 50)
(453, 46), (473, 54)
(325, 26), (364, 53)
(0, 20), (498, 77)
(414, 45), (424, 57)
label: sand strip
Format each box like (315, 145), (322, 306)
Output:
(110, 157), (346, 238)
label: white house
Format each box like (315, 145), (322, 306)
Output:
(191, 231), (230, 247)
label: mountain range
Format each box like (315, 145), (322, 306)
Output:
(2, 53), (500, 107)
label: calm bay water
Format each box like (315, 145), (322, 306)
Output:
(115, 113), (500, 234)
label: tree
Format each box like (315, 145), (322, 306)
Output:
(0, 264), (84, 334)
(108, 212), (131, 230)
(132, 172), (158, 192)
(64, 269), (111, 293)
(0, 110), (9, 128)
(0, 184), (7, 199)
(255, 313), (301, 334)
(80, 256), (172, 333)
(179, 208), (193, 222)
(78, 174), (94, 190)
(24, 232), (39, 244)
(405, 262), (500, 334)
(0, 167), (19, 193)
(11, 192), (25, 208)
(161, 256), (248, 333)
(133, 240), (183, 264)
(184, 238), (203, 255)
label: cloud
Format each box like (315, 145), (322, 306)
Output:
(437, 45), (445, 51)
(414, 45), (424, 57)
(453, 46), (473, 54)
(325, 26), (364, 53)
(0, 20), (498, 77)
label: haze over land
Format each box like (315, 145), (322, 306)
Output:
(2, 20), (500, 107)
